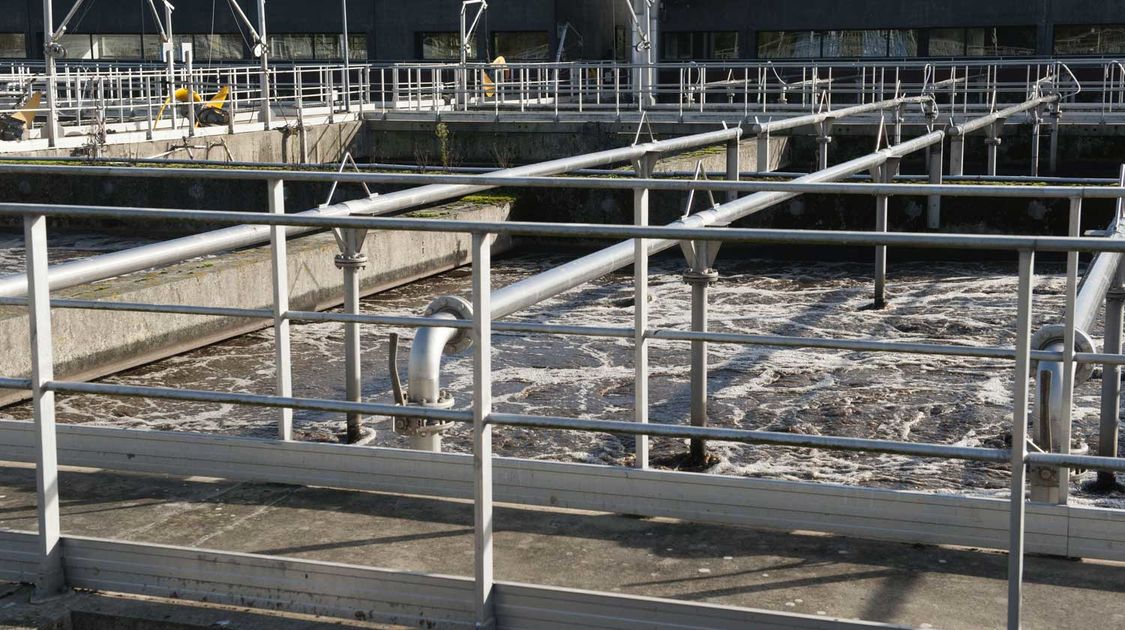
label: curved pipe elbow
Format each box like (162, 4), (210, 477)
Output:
(407, 312), (459, 404)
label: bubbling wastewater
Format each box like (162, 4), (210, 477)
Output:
(1, 251), (1122, 506)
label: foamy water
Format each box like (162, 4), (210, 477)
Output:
(1, 250), (1122, 506)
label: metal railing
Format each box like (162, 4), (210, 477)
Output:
(1, 159), (1125, 627)
(8, 56), (1125, 150)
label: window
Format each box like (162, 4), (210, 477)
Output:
(194, 34), (244, 60)
(888, 30), (919, 57)
(928, 28), (966, 56)
(966, 27), (1035, 56)
(660, 32), (739, 60)
(1055, 24), (1125, 55)
(58, 34), (94, 59)
(758, 30), (915, 58)
(757, 31), (821, 58)
(493, 32), (548, 60)
(0, 33), (25, 58)
(96, 34), (142, 59)
(270, 34), (314, 60)
(823, 30), (888, 57)
(614, 26), (629, 62)
(347, 34), (367, 61)
(420, 32), (476, 60)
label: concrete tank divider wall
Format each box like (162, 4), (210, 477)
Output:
(0, 201), (513, 407)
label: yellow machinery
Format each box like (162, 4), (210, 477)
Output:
(154, 85), (231, 129)
(482, 55), (506, 99)
(0, 90), (41, 141)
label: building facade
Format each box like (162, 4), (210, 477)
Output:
(2, 0), (1125, 62)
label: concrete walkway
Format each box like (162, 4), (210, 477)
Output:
(1, 462), (1123, 629)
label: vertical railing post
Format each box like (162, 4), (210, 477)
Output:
(470, 231), (496, 628)
(269, 180), (293, 441)
(25, 213), (65, 599)
(927, 140), (944, 230)
(634, 154), (656, 469)
(1007, 249), (1035, 630)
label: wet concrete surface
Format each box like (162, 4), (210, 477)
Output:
(1, 463), (1123, 629)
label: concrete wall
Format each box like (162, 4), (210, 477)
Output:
(0, 201), (513, 406)
(1, 119), (369, 164)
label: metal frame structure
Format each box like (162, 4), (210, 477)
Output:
(1, 155), (1125, 627)
(2, 56), (1123, 154)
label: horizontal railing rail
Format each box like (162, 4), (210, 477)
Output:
(2, 151), (1123, 629)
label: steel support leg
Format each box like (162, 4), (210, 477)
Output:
(268, 180), (293, 441)
(1098, 277), (1125, 490)
(1030, 120), (1042, 177)
(756, 129), (772, 173)
(725, 139), (740, 203)
(816, 122), (832, 171)
(25, 213), (65, 599)
(949, 137), (965, 176)
(682, 242), (719, 467)
(335, 229), (368, 444)
(986, 119), (1005, 177)
(927, 141), (944, 230)
(1048, 105), (1060, 175)
(634, 154), (656, 469)
(471, 231), (496, 629)
(873, 159), (899, 308)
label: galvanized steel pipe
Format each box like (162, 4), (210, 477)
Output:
(0, 128), (742, 298)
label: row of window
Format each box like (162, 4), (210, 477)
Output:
(419, 31), (550, 61)
(2, 24), (1125, 60)
(21, 33), (367, 61)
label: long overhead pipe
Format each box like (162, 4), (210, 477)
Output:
(0, 128), (742, 298)
(406, 128), (948, 406)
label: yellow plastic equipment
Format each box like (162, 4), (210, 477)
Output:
(482, 55), (506, 99)
(154, 85), (230, 129)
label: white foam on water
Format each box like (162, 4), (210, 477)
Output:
(2, 253), (1122, 501)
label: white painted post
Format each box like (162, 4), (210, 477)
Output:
(1007, 249), (1035, 630)
(471, 231), (495, 627)
(25, 213), (65, 599)
(268, 180), (293, 441)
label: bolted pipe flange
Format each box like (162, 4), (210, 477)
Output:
(683, 268), (720, 286)
(424, 295), (474, 354)
(395, 390), (456, 436)
(334, 252), (368, 269)
(1031, 324), (1098, 382)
